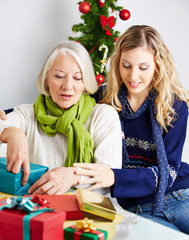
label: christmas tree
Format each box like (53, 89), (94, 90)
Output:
(69, 0), (130, 85)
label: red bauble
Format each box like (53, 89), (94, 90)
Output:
(99, 0), (104, 8)
(79, 1), (91, 14)
(119, 9), (131, 20)
(114, 37), (119, 42)
(96, 74), (105, 85)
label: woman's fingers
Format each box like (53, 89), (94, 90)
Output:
(3, 127), (30, 185)
(79, 176), (97, 185)
(12, 160), (23, 174)
(33, 181), (54, 195)
(76, 168), (96, 177)
(0, 110), (7, 120)
(74, 163), (115, 189)
(7, 159), (15, 172)
(22, 161), (30, 185)
(29, 167), (81, 195)
(74, 163), (96, 170)
(86, 183), (102, 191)
(28, 175), (48, 194)
(45, 186), (60, 195)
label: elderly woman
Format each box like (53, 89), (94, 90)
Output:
(0, 41), (122, 195)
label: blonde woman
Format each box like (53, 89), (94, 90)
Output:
(79, 25), (189, 234)
(0, 41), (122, 195)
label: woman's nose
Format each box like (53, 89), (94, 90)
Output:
(129, 68), (138, 81)
(62, 76), (73, 90)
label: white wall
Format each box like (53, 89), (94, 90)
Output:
(0, 0), (189, 161)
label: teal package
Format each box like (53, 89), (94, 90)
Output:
(0, 157), (48, 195)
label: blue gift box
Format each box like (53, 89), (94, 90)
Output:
(0, 157), (48, 195)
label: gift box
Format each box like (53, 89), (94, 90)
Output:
(0, 157), (48, 195)
(0, 199), (65, 240)
(31, 195), (84, 220)
(76, 188), (116, 221)
(64, 225), (108, 240)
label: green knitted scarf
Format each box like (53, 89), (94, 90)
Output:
(34, 94), (96, 167)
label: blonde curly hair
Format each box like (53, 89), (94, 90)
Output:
(101, 25), (189, 130)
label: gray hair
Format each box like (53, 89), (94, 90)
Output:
(36, 41), (98, 95)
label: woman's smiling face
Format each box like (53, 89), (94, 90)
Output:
(46, 53), (85, 110)
(119, 47), (155, 98)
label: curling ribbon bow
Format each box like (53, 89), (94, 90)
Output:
(0, 196), (36, 212)
(71, 218), (105, 240)
(0, 196), (53, 240)
(76, 217), (96, 232)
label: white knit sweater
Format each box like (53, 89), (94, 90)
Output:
(0, 103), (122, 170)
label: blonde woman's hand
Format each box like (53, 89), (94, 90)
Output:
(28, 167), (81, 195)
(0, 110), (7, 120)
(73, 163), (115, 191)
(0, 127), (30, 185)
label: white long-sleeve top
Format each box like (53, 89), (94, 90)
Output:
(0, 103), (122, 170)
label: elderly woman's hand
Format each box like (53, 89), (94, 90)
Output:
(0, 110), (7, 120)
(28, 167), (81, 195)
(0, 126), (30, 185)
(73, 163), (115, 191)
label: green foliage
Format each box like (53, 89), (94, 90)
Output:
(68, 0), (123, 80)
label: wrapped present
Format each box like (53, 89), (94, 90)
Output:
(0, 196), (65, 240)
(76, 188), (116, 221)
(64, 218), (108, 240)
(31, 195), (84, 220)
(0, 157), (48, 195)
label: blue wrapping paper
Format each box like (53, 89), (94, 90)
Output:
(0, 157), (48, 195)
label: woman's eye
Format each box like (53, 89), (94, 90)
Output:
(55, 75), (64, 79)
(140, 65), (149, 70)
(74, 76), (82, 81)
(123, 64), (130, 69)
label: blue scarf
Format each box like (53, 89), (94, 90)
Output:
(119, 85), (169, 214)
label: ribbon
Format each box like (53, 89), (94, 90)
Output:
(23, 208), (53, 240)
(69, 218), (105, 240)
(0, 196), (36, 212)
(70, 226), (105, 240)
(32, 195), (50, 207)
(75, 217), (96, 232)
(0, 196), (54, 240)
(100, 15), (115, 29)
(104, 28), (112, 36)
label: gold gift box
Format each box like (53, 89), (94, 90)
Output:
(76, 188), (117, 221)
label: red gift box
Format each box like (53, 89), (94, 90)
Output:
(0, 208), (65, 240)
(31, 195), (84, 220)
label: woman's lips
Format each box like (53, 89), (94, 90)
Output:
(128, 81), (141, 88)
(60, 94), (72, 100)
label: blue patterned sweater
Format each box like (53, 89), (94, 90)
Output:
(92, 87), (189, 209)
(112, 96), (189, 209)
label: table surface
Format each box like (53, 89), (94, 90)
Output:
(110, 197), (189, 240)
(126, 215), (189, 240)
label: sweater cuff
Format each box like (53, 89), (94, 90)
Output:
(110, 168), (118, 197)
